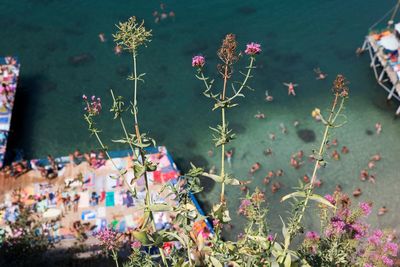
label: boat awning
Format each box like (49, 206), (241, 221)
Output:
(379, 34), (399, 51)
(395, 23), (400, 34)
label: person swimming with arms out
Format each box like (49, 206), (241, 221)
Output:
(283, 82), (298, 96)
(225, 149), (233, 167)
(313, 68), (327, 80)
(265, 90), (274, 102)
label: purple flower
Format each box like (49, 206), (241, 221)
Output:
(368, 235), (380, 246)
(305, 231), (320, 240)
(359, 202), (372, 216)
(95, 228), (120, 250)
(374, 229), (384, 239)
(324, 194), (336, 205)
(381, 255), (394, 266)
(245, 42), (261, 55)
(352, 223), (368, 239)
(84, 94), (102, 115)
(192, 55), (205, 68)
(330, 218), (345, 235)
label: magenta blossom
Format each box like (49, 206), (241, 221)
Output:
(267, 234), (274, 242)
(192, 55), (205, 68)
(359, 202), (372, 216)
(131, 240), (141, 249)
(245, 42), (261, 55)
(324, 194), (336, 205)
(305, 231), (320, 240)
(83, 94), (102, 115)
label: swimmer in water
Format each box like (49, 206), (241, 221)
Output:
(269, 133), (276, 141)
(313, 68), (327, 80)
(378, 206), (388, 216)
(360, 169), (368, 181)
(254, 111), (265, 119)
(250, 162), (261, 174)
(353, 188), (362, 197)
(265, 90), (274, 102)
(114, 45), (122, 55)
(283, 82), (298, 96)
(263, 148), (273, 156)
(98, 33), (106, 43)
(293, 120), (300, 127)
(371, 154), (381, 161)
(280, 123), (288, 134)
(341, 146), (349, 154)
(375, 122), (382, 135)
(225, 149), (233, 167)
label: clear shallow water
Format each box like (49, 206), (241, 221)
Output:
(1, 0), (400, 238)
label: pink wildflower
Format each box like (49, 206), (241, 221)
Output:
(192, 55), (205, 68)
(324, 194), (336, 205)
(82, 94), (87, 100)
(244, 42), (262, 55)
(384, 242), (398, 256)
(267, 234), (274, 242)
(131, 240), (141, 249)
(364, 264), (373, 267)
(305, 231), (320, 240)
(381, 255), (394, 266)
(359, 202), (372, 216)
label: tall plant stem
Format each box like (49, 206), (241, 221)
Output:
(131, 51), (167, 266)
(220, 65), (228, 203)
(295, 93), (340, 232)
(110, 90), (135, 155)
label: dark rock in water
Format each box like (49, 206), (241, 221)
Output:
(365, 129), (374, 136)
(68, 53), (94, 66)
(230, 122), (246, 134)
(159, 65), (168, 73)
(40, 80), (58, 92)
(297, 129), (316, 143)
(185, 139), (197, 149)
(237, 6), (257, 15)
(183, 41), (209, 56)
(62, 27), (84, 36)
(116, 65), (130, 77)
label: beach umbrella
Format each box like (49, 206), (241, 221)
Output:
(379, 34), (399, 51)
(42, 208), (61, 219)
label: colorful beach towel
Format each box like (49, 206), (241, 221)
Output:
(105, 191), (115, 207)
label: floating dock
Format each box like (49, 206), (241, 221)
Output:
(0, 57), (20, 167)
(361, 28), (400, 115)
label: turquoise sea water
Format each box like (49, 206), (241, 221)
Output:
(1, 0), (400, 238)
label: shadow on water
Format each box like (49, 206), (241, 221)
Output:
(236, 6), (257, 15)
(68, 53), (95, 67)
(296, 128), (316, 143)
(6, 75), (42, 162)
(229, 122), (246, 134)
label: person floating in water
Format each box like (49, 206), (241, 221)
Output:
(98, 33), (106, 43)
(313, 68), (327, 80)
(225, 149), (233, 167)
(254, 111), (265, 119)
(353, 188), (362, 197)
(280, 123), (288, 134)
(249, 162), (261, 174)
(283, 82), (298, 96)
(265, 90), (274, 102)
(378, 206), (388, 216)
(114, 45), (122, 55)
(341, 146), (349, 154)
(375, 122), (382, 135)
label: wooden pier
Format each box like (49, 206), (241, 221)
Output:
(361, 33), (400, 115)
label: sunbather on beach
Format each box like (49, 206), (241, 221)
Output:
(283, 82), (298, 96)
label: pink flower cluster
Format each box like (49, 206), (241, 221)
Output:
(305, 231), (320, 241)
(131, 240), (141, 249)
(83, 94), (102, 115)
(238, 199), (252, 216)
(192, 55), (205, 68)
(324, 194), (336, 205)
(359, 202), (372, 216)
(361, 230), (398, 267)
(244, 42), (262, 55)
(94, 228), (119, 250)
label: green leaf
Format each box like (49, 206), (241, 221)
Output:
(284, 253), (292, 267)
(207, 256), (223, 267)
(132, 230), (152, 245)
(133, 162), (146, 180)
(148, 204), (173, 212)
(281, 191), (335, 209)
